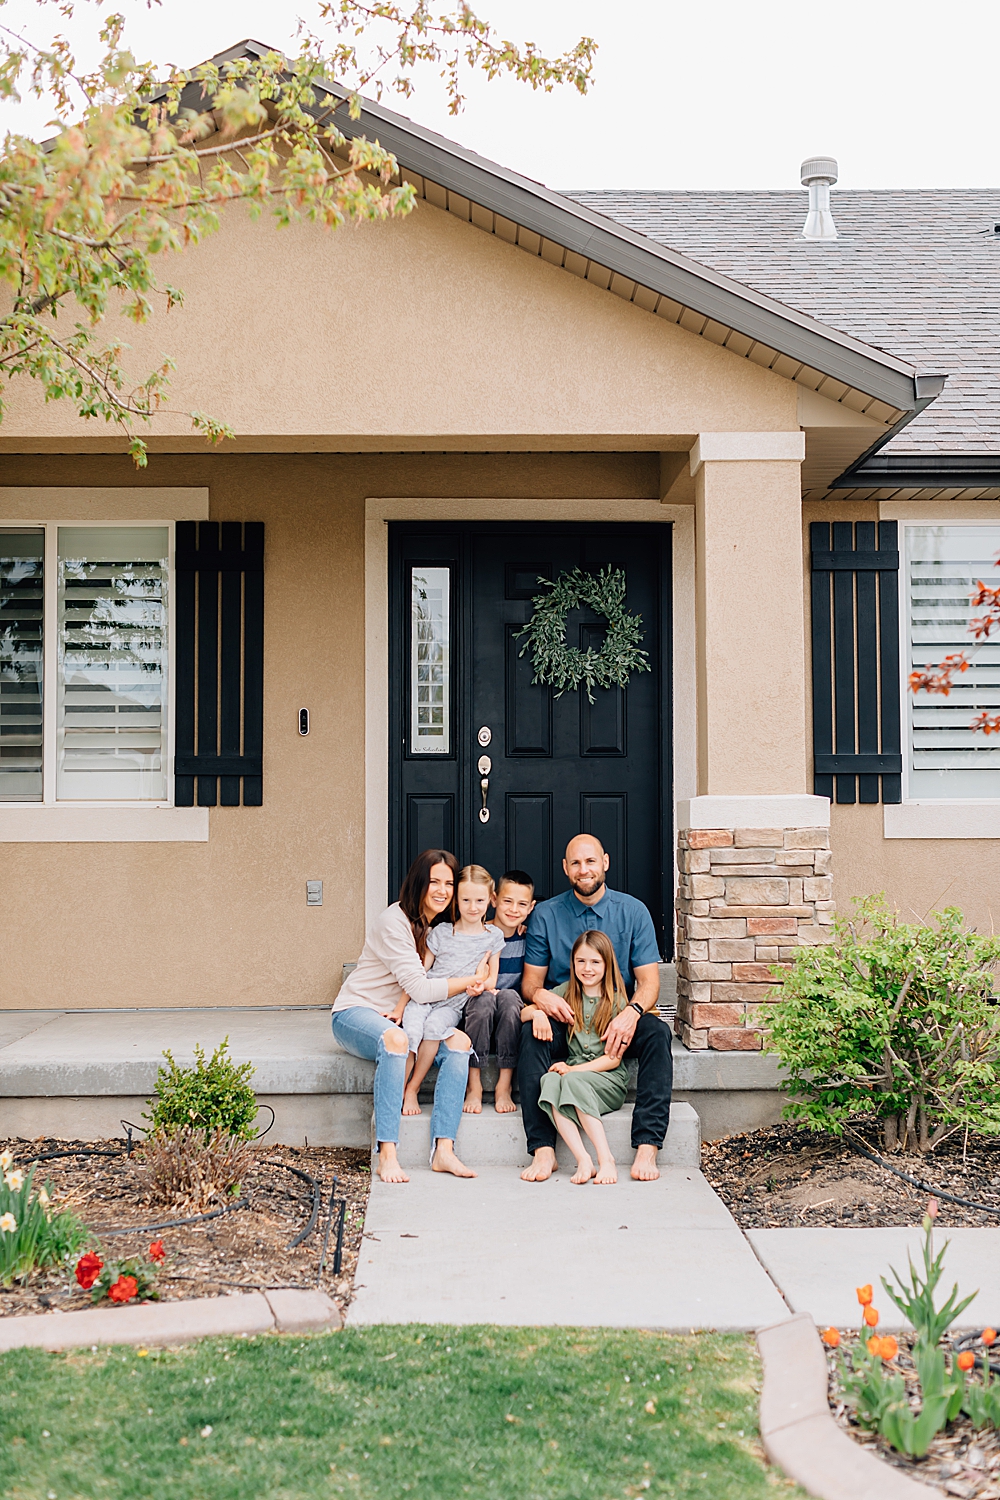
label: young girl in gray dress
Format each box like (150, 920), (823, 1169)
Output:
(523, 929), (629, 1184)
(396, 864), (506, 1116)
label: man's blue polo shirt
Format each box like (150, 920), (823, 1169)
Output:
(523, 887), (660, 995)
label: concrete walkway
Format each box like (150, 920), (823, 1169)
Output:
(748, 1227), (1000, 1330)
(350, 1162), (789, 1330)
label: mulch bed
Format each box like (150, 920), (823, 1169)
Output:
(0, 1138), (371, 1321)
(701, 1121), (1000, 1229)
(827, 1335), (1000, 1499)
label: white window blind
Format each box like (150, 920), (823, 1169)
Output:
(57, 526), (169, 800)
(906, 524), (1000, 799)
(0, 529), (44, 801)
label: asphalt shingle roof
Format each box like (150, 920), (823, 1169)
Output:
(565, 189), (1000, 456)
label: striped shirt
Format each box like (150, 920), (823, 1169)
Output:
(496, 931), (526, 996)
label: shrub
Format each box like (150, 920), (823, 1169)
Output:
(761, 896), (1000, 1154)
(0, 1155), (90, 1287)
(143, 1038), (258, 1139)
(134, 1125), (256, 1212)
(76, 1246), (163, 1304)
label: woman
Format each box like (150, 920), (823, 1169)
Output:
(332, 849), (487, 1183)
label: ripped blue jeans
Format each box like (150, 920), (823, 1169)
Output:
(331, 1006), (469, 1148)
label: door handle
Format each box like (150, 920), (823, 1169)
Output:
(479, 776), (490, 824)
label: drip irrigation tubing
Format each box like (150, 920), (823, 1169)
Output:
(847, 1137), (1000, 1220)
(267, 1158), (321, 1248)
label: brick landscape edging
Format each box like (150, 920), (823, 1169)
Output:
(675, 826), (833, 1051)
(756, 1312), (927, 1500)
(0, 1288), (342, 1353)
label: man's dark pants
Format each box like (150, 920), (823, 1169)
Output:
(516, 1012), (673, 1153)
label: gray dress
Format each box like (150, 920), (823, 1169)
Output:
(538, 985), (629, 1127)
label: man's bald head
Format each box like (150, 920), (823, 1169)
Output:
(563, 833), (609, 901)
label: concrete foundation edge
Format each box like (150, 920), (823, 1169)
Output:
(756, 1312), (928, 1500)
(0, 1289), (342, 1353)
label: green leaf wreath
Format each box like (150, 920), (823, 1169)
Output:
(515, 566), (651, 703)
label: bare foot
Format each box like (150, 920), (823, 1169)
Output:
(463, 1082), (483, 1114)
(494, 1090), (517, 1114)
(570, 1155), (595, 1185)
(431, 1144), (477, 1178)
(630, 1144), (660, 1181)
(594, 1159), (618, 1184)
(520, 1147), (558, 1182)
(402, 1089), (422, 1116)
(377, 1145), (409, 1184)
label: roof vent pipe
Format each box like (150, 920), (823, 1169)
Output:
(800, 156), (838, 241)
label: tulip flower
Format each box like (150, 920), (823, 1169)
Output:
(863, 1306), (879, 1327)
(957, 1350), (976, 1372)
(75, 1252), (103, 1291)
(983, 1328), (997, 1347)
(856, 1284), (873, 1306)
(821, 1327), (840, 1348)
(108, 1275), (138, 1305)
(927, 1198), (939, 1219)
(867, 1336), (881, 1356)
(878, 1336), (899, 1362)
(148, 1240), (166, 1264)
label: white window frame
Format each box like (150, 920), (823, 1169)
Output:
(0, 493), (210, 842)
(887, 516), (1000, 839)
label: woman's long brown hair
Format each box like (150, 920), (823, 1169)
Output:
(399, 849), (459, 959)
(565, 929), (627, 1039)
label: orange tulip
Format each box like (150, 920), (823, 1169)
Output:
(957, 1350), (976, 1372)
(878, 1336), (899, 1362)
(867, 1336), (881, 1356)
(856, 1285), (874, 1307)
(983, 1328), (997, 1347)
(821, 1327), (840, 1348)
(863, 1306), (879, 1327)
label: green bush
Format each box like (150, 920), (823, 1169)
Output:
(0, 1159), (90, 1287)
(761, 896), (1000, 1154)
(143, 1039), (258, 1140)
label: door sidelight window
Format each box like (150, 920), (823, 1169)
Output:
(410, 565), (450, 755)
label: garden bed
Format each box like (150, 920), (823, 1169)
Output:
(0, 1138), (371, 1320)
(826, 1334), (1000, 1499)
(702, 1122), (1000, 1229)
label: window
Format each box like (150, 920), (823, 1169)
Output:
(410, 566), (450, 754)
(905, 524), (1000, 800)
(0, 522), (171, 804)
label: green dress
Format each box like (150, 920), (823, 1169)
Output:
(537, 984), (629, 1127)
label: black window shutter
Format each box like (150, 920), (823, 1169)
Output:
(810, 520), (901, 805)
(174, 521), (264, 808)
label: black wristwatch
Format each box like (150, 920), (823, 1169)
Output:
(628, 1001), (643, 1017)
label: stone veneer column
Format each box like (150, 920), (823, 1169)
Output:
(674, 795), (833, 1051)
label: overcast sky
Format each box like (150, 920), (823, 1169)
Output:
(0, 0), (997, 191)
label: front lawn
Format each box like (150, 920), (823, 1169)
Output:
(1, 1325), (799, 1499)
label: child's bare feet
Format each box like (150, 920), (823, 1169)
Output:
(402, 1088), (422, 1116)
(570, 1155), (595, 1185)
(377, 1144), (409, 1183)
(521, 1147), (558, 1182)
(463, 1075), (483, 1114)
(494, 1088), (517, 1114)
(594, 1158), (618, 1184)
(431, 1143), (477, 1178)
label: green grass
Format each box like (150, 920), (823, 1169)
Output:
(0, 1325), (800, 1500)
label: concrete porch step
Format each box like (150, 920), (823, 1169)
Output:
(390, 1102), (700, 1171)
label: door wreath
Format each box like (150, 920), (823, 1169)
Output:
(515, 565), (650, 704)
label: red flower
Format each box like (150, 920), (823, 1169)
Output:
(957, 1350), (976, 1372)
(108, 1275), (138, 1305)
(148, 1240), (166, 1264)
(821, 1327), (840, 1348)
(75, 1252), (103, 1290)
(983, 1328), (997, 1347)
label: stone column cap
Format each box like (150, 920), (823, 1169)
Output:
(677, 795), (831, 830)
(690, 431), (806, 473)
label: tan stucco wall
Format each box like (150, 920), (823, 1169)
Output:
(0, 196), (798, 451)
(1, 451), (659, 1010)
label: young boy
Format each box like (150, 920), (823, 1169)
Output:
(462, 869), (536, 1115)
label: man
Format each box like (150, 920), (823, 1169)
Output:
(517, 833), (672, 1182)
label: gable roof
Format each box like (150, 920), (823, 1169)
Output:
(210, 41), (939, 447)
(567, 189), (1000, 490)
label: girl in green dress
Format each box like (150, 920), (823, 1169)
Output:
(525, 930), (629, 1185)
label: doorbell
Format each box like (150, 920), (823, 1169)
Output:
(298, 708), (310, 736)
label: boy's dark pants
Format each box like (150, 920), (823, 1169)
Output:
(516, 1012), (672, 1154)
(463, 989), (523, 1069)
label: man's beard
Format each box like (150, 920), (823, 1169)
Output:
(570, 872), (605, 898)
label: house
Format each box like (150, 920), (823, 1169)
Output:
(2, 42), (997, 1069)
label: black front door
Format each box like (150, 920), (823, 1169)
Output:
(388, 522), (672, 953)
